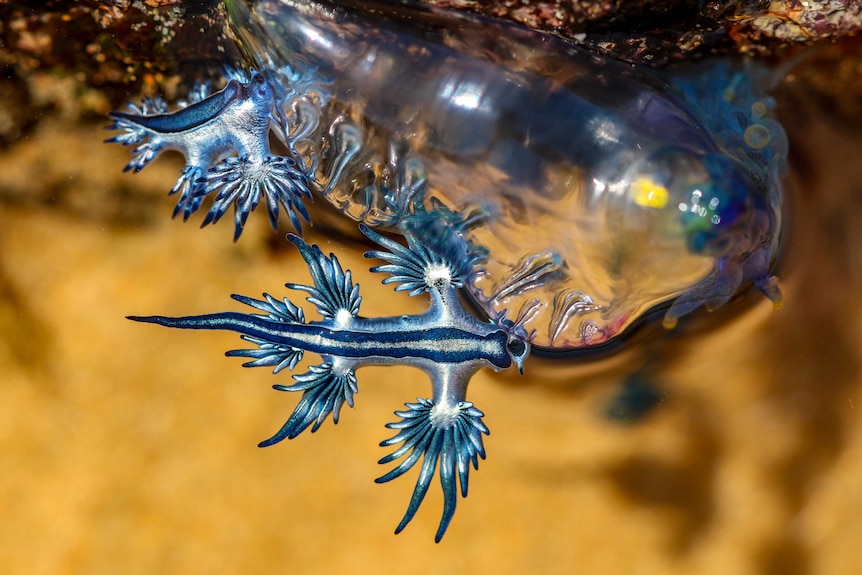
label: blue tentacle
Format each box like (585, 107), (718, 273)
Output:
(198, 155), (313, 240)
(285, 235), (361, 320)
(259, 363), (359, 445)
(376, 398), (489, 543)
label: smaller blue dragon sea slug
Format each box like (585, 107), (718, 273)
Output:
(107, 71), (313, 239)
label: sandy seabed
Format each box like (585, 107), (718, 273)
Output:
(0, 74), (861, 575)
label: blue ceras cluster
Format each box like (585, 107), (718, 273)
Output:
(129, 224), (531, 542)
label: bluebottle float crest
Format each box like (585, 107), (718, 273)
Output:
(129, 224), (530, 542)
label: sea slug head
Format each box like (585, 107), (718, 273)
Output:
(244, 70), (273, 105)
(234, 70), (276, 131)
(493, 303), (535, 375)
(505, 335), (530, 374)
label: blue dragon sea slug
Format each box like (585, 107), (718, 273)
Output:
(130, 224), (529, 542)
(109, 0), (787, 349)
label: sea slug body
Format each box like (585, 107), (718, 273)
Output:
(107, 71), (313, 239)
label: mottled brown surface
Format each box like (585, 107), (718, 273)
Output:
(1, 5), (862, 575)
(1, 0), (860, 92)
(423, 0), (862, 64)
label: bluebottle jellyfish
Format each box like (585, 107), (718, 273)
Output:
(109, 0), (787, 349)
(111, 0), (790, 541)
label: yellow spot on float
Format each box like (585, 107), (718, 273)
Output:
(631, 177), (669, 209)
